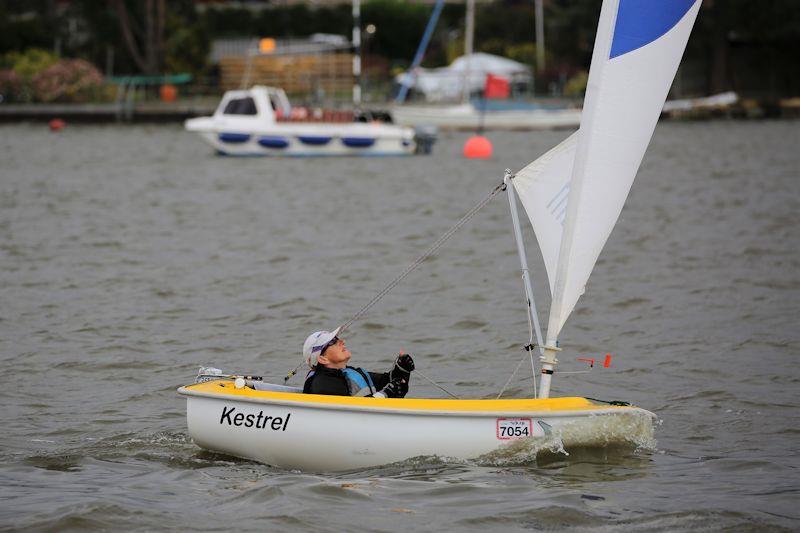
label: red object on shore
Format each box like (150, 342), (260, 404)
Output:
(484, 74), (510, 99)
(49, 118), (66, 131)
(463, 135), (493, 159)
(160, 84), (177, 102)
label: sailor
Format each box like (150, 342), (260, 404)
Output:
(302, 327), (414, 398)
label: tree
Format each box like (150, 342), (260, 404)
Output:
(111, 0), (165, 75)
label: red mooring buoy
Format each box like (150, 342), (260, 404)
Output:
(463, 135), (492, 159)
(49, 118), (66, 131)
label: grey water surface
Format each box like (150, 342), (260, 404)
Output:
(1, 121), (798, 531)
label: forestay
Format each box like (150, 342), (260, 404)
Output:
(512, 0), (702, 344)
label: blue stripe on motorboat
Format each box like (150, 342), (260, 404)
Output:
(298, 135), (332, 146)
(219, 133), (251, 143)
(342, 137), (376, 148)
(258, 136), (289, 149)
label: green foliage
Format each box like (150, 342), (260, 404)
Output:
(563, 70), (588, 97)
(0, 2), (58, 54)
(445, 37), (465, 65)
(1, 0), (798, 98)
(164, 9), (209, 77)
(505, 43), (537, 68)
(0, 52), (106, 103)
(362, 0), (431, 66)
(2, 48), (58, 79)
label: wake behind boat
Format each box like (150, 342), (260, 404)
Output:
(185, 86), (436, 157)
(179, 0), (703, 471)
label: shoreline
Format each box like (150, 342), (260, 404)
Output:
(0, 99), (795, 125)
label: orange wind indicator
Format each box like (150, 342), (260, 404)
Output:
(577, 357), (595, 368)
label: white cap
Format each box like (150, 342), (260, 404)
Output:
(302, 327), (341, 368)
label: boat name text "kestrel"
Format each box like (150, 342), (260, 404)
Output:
(219, 406), (290, 431)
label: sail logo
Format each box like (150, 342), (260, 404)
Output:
(547, 183), (570, 225)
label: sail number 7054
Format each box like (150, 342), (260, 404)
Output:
(496, 418), (533, 440)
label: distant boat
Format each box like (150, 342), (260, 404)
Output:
(661, 91), (738, 113)
(391, 92), (735, 131)
(185, 86), (436, 156)
(179, 0), (702, 472)
(392, 100), (582, 131)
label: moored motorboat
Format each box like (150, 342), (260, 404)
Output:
(185, 86), (436, 156)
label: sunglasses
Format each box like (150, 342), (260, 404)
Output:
(320, 336), (340, 355)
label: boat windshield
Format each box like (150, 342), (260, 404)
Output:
(223, 97), (257, 116)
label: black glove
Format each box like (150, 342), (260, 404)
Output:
(377, 378), (407, 398)
(395, 353), (415, 372)
(391, 353), (415, 381)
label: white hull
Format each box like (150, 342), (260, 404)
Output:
(184, 86), (423, 157)
(179, 381), (655, 472)
(392, 103), (582, 131)
(186, 119), (416, 157)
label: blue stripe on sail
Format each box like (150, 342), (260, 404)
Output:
(610, 0), (696, 59)
(546, 183), (570, 209)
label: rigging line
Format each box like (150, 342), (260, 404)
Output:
(415, 368), (460, 399)
(496, 354), (528, 399)
(339, 181), (506, 333)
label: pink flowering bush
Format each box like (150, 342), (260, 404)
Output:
(0, 69), (23, 102)
(31, 59), (105, 103)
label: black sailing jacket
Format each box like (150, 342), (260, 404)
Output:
(302, 364), (411, 397)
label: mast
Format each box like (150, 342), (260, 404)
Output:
(503, 170), (546, 397)
(395, 0), (445, 104)
(463, 0), (475, 103)
(534, 0), (545, 79)
(352, 0), (362, 109)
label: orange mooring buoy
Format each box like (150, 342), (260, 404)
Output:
(463, 135), (492, 159)
(49, 118), (66, 131)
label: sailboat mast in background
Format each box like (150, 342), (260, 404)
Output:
(534, 0), (545, 79)
(352, 0), (362, 109)
(463, 0), (475, 103)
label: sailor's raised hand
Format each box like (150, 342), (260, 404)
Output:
(395, 353), (415, 373)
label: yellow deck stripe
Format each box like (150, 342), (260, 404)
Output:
(180, 380), (635, 413)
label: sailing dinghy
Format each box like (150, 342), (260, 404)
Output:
(179, 0), (702, 472)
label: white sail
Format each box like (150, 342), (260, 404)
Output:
(516, 0), (702, 344)
(512, 132), (578, 295)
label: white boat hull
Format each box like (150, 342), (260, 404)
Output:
(391, 103), (582, 131)
(184, 86), (422, 156)
(179, 381), (655, 472)
(187, 123), (417, 157)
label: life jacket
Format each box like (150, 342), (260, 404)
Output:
(342, 367), (377, 396)
(305, 367), (376, 397)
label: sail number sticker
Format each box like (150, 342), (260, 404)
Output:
(496, 418), (532, 440)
